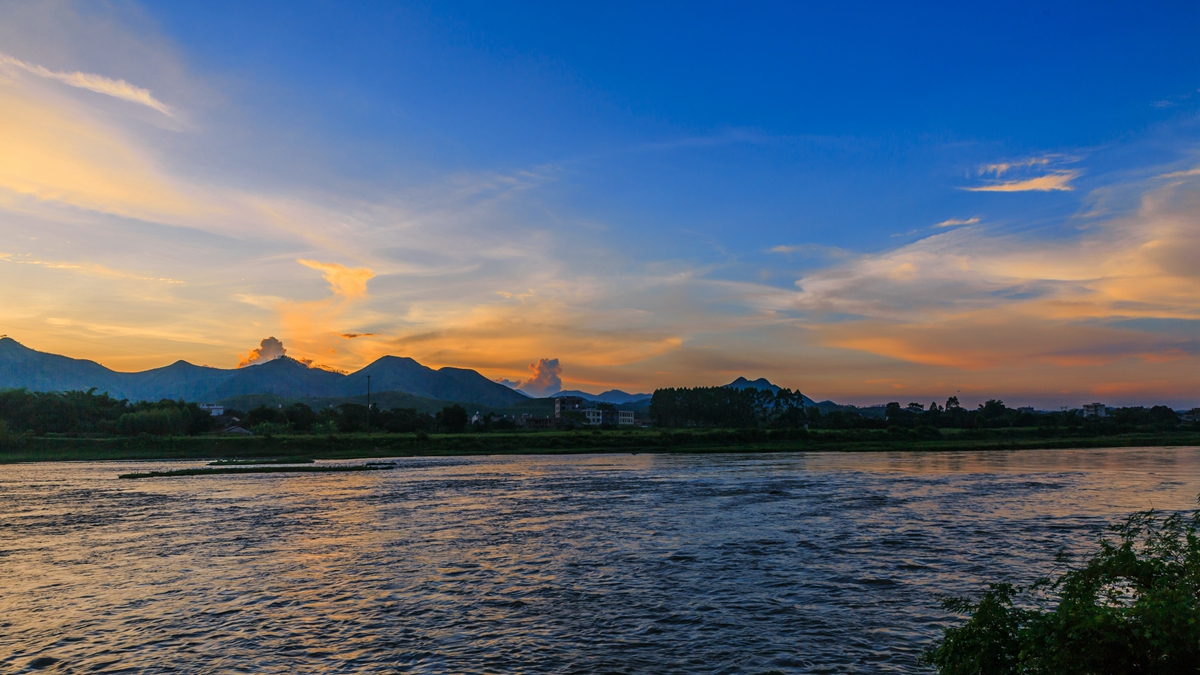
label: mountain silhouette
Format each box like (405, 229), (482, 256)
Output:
(0, 337), (529, 407)
(553, 389), (652, 404)
(724, 376), (817, 406)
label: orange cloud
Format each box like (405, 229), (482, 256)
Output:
(963, 171), (1078, 192)
(519, 357), (563, 396)
(237, 336), (287, 368)
(271, 260), (378, 367)
(296, 259), (374, 298)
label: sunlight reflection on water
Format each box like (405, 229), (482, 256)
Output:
(1, 447), (1198, 674)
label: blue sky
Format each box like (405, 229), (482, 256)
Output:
(0, 1), (1198, 406)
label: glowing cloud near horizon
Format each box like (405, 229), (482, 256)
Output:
(238, 336), (287, 368)
(519, 358), (563, 397)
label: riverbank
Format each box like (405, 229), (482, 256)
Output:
(2, 427), (1198, 463)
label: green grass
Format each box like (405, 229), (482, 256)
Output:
(118, 463), (395, 479)
(1, 427), (1198, 464)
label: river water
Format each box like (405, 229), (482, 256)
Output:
(1, 447), (1198, 674)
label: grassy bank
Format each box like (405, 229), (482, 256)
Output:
(1, 427), (1198, 463)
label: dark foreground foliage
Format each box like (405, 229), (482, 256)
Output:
(924, 504), (1200, 674)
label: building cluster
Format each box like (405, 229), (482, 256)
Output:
(555, 396), (635, 426)
(1081, 402), (1112, 417)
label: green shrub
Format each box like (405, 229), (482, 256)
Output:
(0, 419), (23, 449)
(250, 422), (291, 438)
(925, 503), (1200, 674)
(310, 421), (338, 436)
(116, 408), (184, 436)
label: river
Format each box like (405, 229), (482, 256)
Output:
(2, 447), (1198, 673)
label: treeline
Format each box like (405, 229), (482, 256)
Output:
(2, 387), (1192, 441)
(0, 387), (544, 440)
(0, 389), (216, 437)
(861, 397), (1185, 431)
(650, 387), (808, 428)
(242, 402), (478, 435)
(794, 398), (1188, 431)
(650, 388), (1192, 433)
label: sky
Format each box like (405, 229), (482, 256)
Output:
(0, 0), (1198, 407)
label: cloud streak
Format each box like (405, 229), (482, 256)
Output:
(980, 157), (1053, 176)
(0, 52), (172, 116)
(963, 171), (1079, 192)
(933, 216), (980, 228)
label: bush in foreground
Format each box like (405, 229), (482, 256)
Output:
(924, 503), (1200, 674)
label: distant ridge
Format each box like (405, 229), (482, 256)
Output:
(0, 337), (529, 408)
(553, 389), (651, 404)
(724, 376), (818, 407)
(724, 376), (780, 393)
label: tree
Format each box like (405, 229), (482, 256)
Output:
(650, 386), (808, 428)
(437, 404), (469, 434)
(284, 403), (317, 432)
(248, 405), (287, 427)
(979, 399), (1007, 420)
(116, 407), (185, 436)
(925, 503), (1200, 674)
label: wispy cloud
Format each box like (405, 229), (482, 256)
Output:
(933, 216), (980, 228)
(0, 52), (172, 116)
(0, 251), (184, 284)
(963, 170), (1079, 192)
(980, 157), (1053, 176)
(768, 243), (853, 258)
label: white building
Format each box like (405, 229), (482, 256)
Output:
(1081, 402), (1109, 417)
(582, 408), (635, 426)
(199, 404), (224, 417)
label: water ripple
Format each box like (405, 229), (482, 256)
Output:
(1, 447), (1198, 673)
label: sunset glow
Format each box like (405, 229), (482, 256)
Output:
(1, 2), (1197, 408)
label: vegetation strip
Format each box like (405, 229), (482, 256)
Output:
(3, 428), (1198, 464)
(207, 457), (315, 465)
(118, 464), (395, 479)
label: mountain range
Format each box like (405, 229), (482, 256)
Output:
(0, 338), (821, 410)
(0, 338), (528, 408)
(553, 377), (817, 407)
(553, 389), (652, 404)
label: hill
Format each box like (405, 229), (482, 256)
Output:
(0, 337), (529, 409)
(724, 377), (818, 407)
